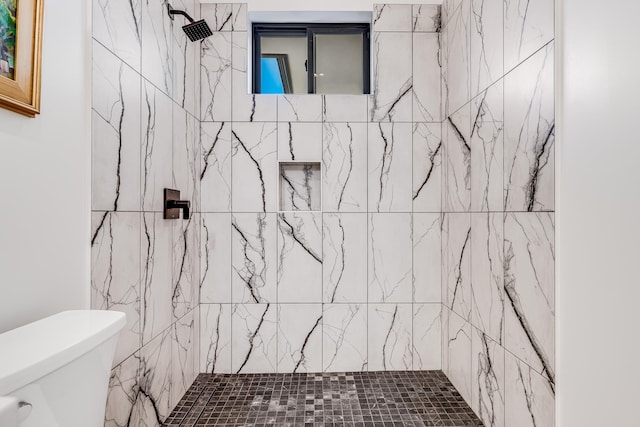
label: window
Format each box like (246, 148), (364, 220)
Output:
(252, 23), (371, 95)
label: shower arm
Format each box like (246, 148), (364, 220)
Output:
(167, 4), (195, 23)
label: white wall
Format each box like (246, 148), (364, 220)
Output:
(201, 0), (441, 11)
(557, 0), (640, 425)
(0, 0), (91, 333)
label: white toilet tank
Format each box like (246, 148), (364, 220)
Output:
(0, 310), (126, 427)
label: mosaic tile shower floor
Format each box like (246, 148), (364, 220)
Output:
(164, 371), (483, 427)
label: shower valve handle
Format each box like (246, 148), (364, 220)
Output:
(164, 189), (191, 220)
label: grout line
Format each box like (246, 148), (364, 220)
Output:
(501, 0), (507, 423)
(410, 15), (415, 372)
(229, 23), (234, 375)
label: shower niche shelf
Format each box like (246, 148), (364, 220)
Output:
(278, 161), (322, 212)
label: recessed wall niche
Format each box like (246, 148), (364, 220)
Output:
(279, 162), (322, 211)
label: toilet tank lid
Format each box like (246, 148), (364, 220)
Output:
(0, 310), (126, 395)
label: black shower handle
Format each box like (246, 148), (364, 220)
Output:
(164, 189), (191, 220)
(167, 200), (190, 220)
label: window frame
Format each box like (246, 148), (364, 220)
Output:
(252, 22), (371, 95)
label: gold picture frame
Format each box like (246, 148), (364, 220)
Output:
(0, 0), (44, 117)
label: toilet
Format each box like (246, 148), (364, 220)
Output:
(0, 310), (125, 427)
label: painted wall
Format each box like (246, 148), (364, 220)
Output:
(440, 0), (555, 425)
(199, 3), (443, 374)
(92, 0), (201, 424)
(0, 0), (91, 333)
(557, 0), (640, 425)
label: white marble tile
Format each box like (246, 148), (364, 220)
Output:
(231, 213), (277, 303)
(91, 212), (140, 367)
(413, 4), (441, 32)
(413, 304), (442, 370)
(141, 213), (173, 345)
(368, 304), (413, 371)
(232, 32), (277, 122)
(440, 21), (450, 118)
(413, 123), (442, 212)
(442, 0), (464, 27)
(504, 0), (554, 73)
(323, 213), (368, 303)
(413, 214), (442, 303)
(142, 82), (173, 212)
(470, 0), (503, 98)
(201, 33), (232, 122)
(322, 95), (368, 122)
(171, 309), (198, 409)
(141, 0), (173, 96)
(134, 328), (172, 425)
(413, 33), (442, 122)
(368, 213), (413, 303)
(277, 122), (323, 161)
(92, 41), (141, 212)
(201, 3), (233, 32)
(441, 307), (449, 373)
(472, 328), (505, 427)
(471, 82), (504, 212)
(231, 122), (278, 212)
(504, 212), (555, 384)
(445, 309), (472, 404)
(370, 33), (413, 122)
(172, 104), (200, 212)
(200, 213), (232, 303)
(446, 2), (471, 114)
(373, 4), (412, 32)
(277, 304), (323, 373)
(278, 95), (323, 122)
(192, 5), (202, 119)
(279, 163), (322, 212)
(200, 304), (232, 373)
(104, 352), (139, 427)
(323, 304), (368, 372)
(444, 103), (471, 212)
(443, 213), (472, 320)
(471, 213), (504, 344)
(232, 3), (248, 31)
(505, 351), (555, 427)
(368, 123), (413, 212)
(232, 303), (277, 373)
(93, 0), (142, 71)
(504, 44), (554, 212)
(201, 122), (232, 212)
(277, 212), (323, 303)
(172, 216), (199, 321)
(171, 0), (198, 113)
(322, 122), (367, 213)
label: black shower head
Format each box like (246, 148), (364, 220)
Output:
(182, 20), (213, 42)
(167, 4), (213, 42)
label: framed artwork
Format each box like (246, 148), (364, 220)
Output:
(0, 0), (44, 117)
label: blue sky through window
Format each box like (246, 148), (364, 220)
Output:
(261, 57), (285, 94)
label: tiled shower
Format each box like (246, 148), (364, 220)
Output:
(198, 2), (443, 376)
(90, 0), (555, 426)
(92, 0), (201, 423)
(440, 0), (555, 425)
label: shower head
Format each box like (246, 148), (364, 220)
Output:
(167, 4), (213, 42)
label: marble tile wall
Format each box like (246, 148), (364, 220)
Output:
(199, 3), (444, 375)
(440, 0), (555, 426)
(92, 0), (201, 425)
